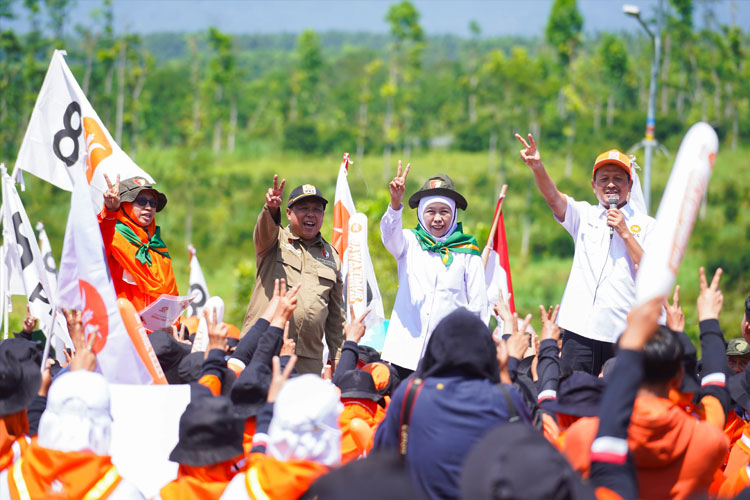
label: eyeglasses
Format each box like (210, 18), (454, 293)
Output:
(134, 196), (158, 208)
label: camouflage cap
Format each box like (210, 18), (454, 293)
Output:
(119, 177), (167, 212)
(728, 338), (750, 356)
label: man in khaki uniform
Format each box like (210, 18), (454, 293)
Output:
(241, 175), (345, 375)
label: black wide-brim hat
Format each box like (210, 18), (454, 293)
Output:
(336, 369), (381, 402)
(0, 338), (42, 416)
(169, 395), (244, 466)
(178, 352), (236, 397)
(148, 330), (191, 385)
(408, 174), (467, 210)
(119, 177), (167, 212)
(230, 363), (272, 419)
(729, 364), (750, 411)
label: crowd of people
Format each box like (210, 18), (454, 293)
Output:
(0, 135), (748, 500)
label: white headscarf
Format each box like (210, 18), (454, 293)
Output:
(417, 195), (457, 242)
(267, 374), (343, 466)
(37, 371), (113, 456)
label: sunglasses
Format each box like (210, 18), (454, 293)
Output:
(134, 196), (158, 208)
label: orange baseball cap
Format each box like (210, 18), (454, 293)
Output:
(593, 150), (631, 179)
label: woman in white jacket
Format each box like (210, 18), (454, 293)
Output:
(380, 162), (489, 378)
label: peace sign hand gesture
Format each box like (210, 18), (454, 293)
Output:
(389, 160), (411, 210)
(515, 133), (543, 170)
(697, 267), (723, 321)
(266, 174), (286, 214)
(103, 173), (121, 212)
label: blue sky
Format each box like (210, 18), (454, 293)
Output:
(8, 0), (749, 37)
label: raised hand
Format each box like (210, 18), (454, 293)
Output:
(280, 321), (296, 356)
(539, 304), (561, 342)
(267, 354), (297, 403)
(63, 309), (86, 352)
(265, 174), (286, 213)
(103, 173), (121, 212)
(389, 160), (411, 210)
(665, 285), (685, 332)
(261, 279), (283, 322)
(494, 291), (514, 328)
(23, 305), (38, 333)
(515, 133), (542, 169)
(204, 308), (228, 358)
(697, 267), (723, 321)
(344, 305), (372, 343)
(71, 327), (98, 372)
(270, 283), (301, 328)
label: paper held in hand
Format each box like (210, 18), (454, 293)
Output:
(139, 294), (194, 331)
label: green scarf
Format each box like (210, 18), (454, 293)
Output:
(115, 221), (171, 267)
(411, 222), (481, 267)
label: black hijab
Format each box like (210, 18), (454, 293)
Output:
(416, 308), (499, 383)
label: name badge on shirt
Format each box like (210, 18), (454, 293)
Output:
(282, 242), (301, 255)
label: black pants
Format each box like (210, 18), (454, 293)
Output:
(560, 329), (615, 376)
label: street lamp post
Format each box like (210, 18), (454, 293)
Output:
(623, 1), (663, 214)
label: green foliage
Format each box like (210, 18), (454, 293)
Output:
(545, 0), (583, 66)
(283, 121), (319, 153)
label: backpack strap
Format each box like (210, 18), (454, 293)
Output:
(498, 383), (521, 424)
(399, 377), (424, 459)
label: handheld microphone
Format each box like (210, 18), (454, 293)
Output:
(608, 194), (619, 239)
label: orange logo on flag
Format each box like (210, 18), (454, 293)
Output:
(79, 279), (109, 353)
(83, 117), (113, 183)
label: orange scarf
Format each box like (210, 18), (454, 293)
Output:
(245, 453), (328, 500)
(106, 203), (177, 310)
(8, 441), (121, 500)
(159, 462), (240, 500)
(0, 413), (28, 472)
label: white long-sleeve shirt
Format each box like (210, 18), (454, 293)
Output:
(379, 206), (489, 370)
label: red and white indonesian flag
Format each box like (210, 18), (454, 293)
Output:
(1, 167), (71, 351)
(484, 194), (515, 314)
(635, 122), (718, 305)
(56, 164), (157, 384)
(14, 50), (153, 202)
(331, 154), (385, 336)
(187, 244), (209, 317)
(332, 153), (355, 257)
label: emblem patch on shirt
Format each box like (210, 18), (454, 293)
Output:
(630, 224), (641, 233)
(322, 247), (330, 259)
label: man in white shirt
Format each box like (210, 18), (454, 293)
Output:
(515, 133), (655, 374)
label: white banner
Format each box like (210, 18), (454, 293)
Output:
(635, 122), (719, 305)
(14, 50), (153, 205)
(186, 244), (209, 317)
(346, 213), (386, 348)
(56, 163), (154, 384)
(36, 221), (58, 293)
(1, 167), (57, 335)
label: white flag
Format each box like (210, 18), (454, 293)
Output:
(35, 221), (58, 294)
(56, 164), (155, 384)
(14, 50), (153, 204)
(1, 167), (57, 334)
(635, 122), (719, 305)
(186, 244), (209, 317)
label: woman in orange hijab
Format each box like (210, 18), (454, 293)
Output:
(98, 174), (178, 312)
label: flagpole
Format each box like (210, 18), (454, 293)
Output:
(482, 184), (508, 268)
(0, 245), (5, 340)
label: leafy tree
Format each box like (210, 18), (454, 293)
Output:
(545, 0), (583, 67)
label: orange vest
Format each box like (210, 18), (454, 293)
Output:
(98, 204), (177, 312)
(0, 413), (30, 473)
(243, 453), (328, 500)
(158, 462), (240, 500)
(718, 463), (750, 498)
(723, 424), (750, 480)
(7, 441), (122, 500)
